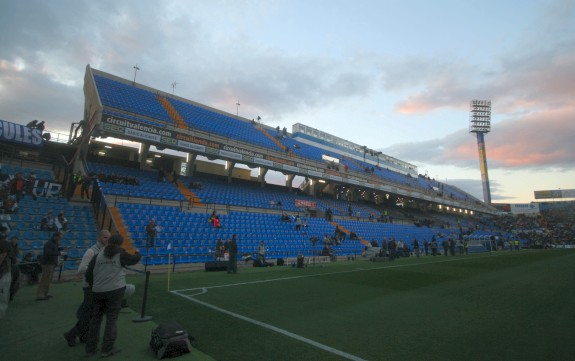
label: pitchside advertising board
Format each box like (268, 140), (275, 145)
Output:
(534, 189), (575, 200)
(0, 119), (44, 146)
(100, 113), (315, 175)
(493, 203), (540, 215)
(509, 203), (540, 214)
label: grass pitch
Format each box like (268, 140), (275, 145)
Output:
(3, 249), (574, 361)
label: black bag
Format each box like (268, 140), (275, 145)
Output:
(150, 322), (192, 359)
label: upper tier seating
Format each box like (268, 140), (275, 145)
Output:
(168, 98), (281, 150)
(94, 75), (173, 123)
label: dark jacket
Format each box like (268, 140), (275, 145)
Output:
(41, 237), (60, 266)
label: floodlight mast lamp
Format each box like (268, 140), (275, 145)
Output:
(469, 99), (492, 205)
(132, 64), (140, 85)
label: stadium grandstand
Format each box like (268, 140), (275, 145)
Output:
(1, 64), (548, 274)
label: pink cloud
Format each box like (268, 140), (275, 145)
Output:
(392, 41), (575, 116)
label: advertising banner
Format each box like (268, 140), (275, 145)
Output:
(295, 199), (317, 208)
(534, 190), (563, 199)
(0, 120), (44, 147)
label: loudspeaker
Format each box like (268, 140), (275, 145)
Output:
(204, 261), (227, 272)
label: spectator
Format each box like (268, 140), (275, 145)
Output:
(40, 211), (56, 231)
(2, 197), (18, 214)
(213, 215), (222, 229)
(389, 238), (397, 260)
(10, 172), (25, 202)
(20, 252), (40, 285)
(0, 240), (11, 318)
(36, 121), (45, 132)
(84, 234), (141, 358)
(257, 241), (266, 264)
(449, 237), (456, 256)
(157, 169), (165, 183)
(25, 171), (37, 200)
(295, 215), (302, 231)
(172, 170), (179, 185)
(66, 172), (82, 200)
(64, 230), (110, 347)
(145, 219), (157, 248)
(431, 238), (438, 256)
(208, 210), (217, 224)
(325, 208), (333, 222)
(380, 238), (388, 257)
(56, 211), (69, 232)
(442, 239), (449, 256)
(36, 232), (63, 301)
(214, 238), (225, 260)
(81, 174), (91, 199)
(26, 120), (38, 128)
(227, 234), (238, 274)
(413, 238), (420, 258)
(8, 236), (20, 301)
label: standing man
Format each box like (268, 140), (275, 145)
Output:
(172, 170), (179, 186)
(442, 238), (449, 257)
(389, 237), (397, 261)
(431, 237), (438, 256)
(36, 232), (62, 301)
(294, 215), (302, 231)
(81, 174), (91, 200)
(227, 234), (238, 274)
(257, 241), (266, 265)
(10, 172), (25, 202)
(449, 237), (456, 256)
(380, 238), (388, 258)
(85, 234), (141, 358)
(145, 219), (157, 248)
(8, 236), (20, 301)
(0, 240), (11, 318)
(413, 238), (420, 258)
(64, 230), (110, 347)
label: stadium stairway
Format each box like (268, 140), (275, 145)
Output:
(345, 156), (367, 172)
(109, 206), (137, 253)
(166, 173), (204, 207)
(256, 125), (295, 157)
(331, 221), (369, 246)
(157, 94), (188, 129)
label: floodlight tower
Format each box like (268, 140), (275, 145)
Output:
(469, 100), (492, 204)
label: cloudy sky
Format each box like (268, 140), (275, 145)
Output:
(1, 0), (574, 204)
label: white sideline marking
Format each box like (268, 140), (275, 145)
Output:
(173, 253), (502, 293)
(172, 288), (368, 361)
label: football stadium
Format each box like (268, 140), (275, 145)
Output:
(1, 63), (574, 361)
